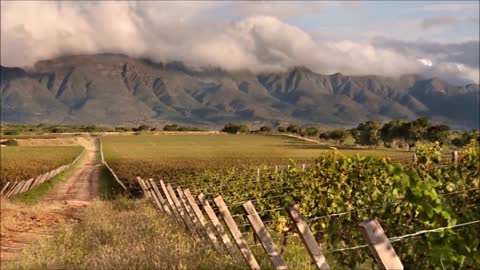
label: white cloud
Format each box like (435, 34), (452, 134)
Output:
(1, 1), (478, 84)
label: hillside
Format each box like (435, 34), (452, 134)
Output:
(1, 54), (478, 129)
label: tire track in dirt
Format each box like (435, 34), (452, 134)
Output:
(1, 137), (101, 262)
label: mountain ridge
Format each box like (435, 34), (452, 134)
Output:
(1, 54), (479, 129)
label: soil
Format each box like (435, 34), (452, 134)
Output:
(0, 137), (101, 262)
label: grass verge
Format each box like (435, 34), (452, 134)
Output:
(98, 165), (125, 200)
(3, 198), (239, 269)
(10, 150), (86, 204)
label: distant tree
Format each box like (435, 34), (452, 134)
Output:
(82, 125), (98, 132)
(379, 120), (406, 147)
(286, 124), (300, 134)
(277, 126), (287, 133)
(451, 130), (479, 147)
(402, 117), (431, 148)
(303, 127), (319, 137)
(426, 125), (450, 145)
(163, 124), (179, 131)
(319, 129), (347, 144)
(50, 126), (69, 133)
(134, 125), (151, 132)
(3, 129), (20, 135)
(221, 123), (249, 134)
(259, 126), (273, 133)
(352, 121), (381, 145)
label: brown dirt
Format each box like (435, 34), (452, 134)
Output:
(0, 137), (101, 262)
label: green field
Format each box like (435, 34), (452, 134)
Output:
(103, 134), (411, 161)
(0, 146), (83, 185)
(102, 134), (412, 184)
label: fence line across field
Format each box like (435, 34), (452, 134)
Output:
(1, 147), (86, 199)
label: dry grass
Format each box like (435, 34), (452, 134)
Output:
(3, 198), (240, 269)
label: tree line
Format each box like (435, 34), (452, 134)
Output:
(220, 118), (479, 148)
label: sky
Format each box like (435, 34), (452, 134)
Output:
(1, 1), (479, 84)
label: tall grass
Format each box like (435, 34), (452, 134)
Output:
(3, 198), (239, 269)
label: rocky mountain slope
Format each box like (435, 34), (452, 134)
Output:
(1, 54), (478, 129)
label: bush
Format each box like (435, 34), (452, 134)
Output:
(277, 126), (287, 133)
(221, 123), (249, 134)
(3, 129), (20, 135)
(259, 126), (272, 133)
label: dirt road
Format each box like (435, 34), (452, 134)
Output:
(0, 137), (101, 262)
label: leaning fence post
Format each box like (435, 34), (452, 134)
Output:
(144, 179), (164, 212)
(243, 201), (288, 270)
(166, 184), (199, 239)
(136, 177), (151, 198)
(149, 179), (172, 214)
(5, 182), (19, 198)
(412, 153), (418, 165)
(1, 182), (11, 197)
(160, 180), (182, 223)
(184, 189), (224, 254)
(452, 151), (458, 164)
(198, 193), (241, 261)
(177, 188), (206, 240)
(359, 218), (403, 270)
(214, 196), (260, 270)
(287, 204), (330, 270)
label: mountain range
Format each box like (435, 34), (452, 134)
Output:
(1, 54), (479, 129)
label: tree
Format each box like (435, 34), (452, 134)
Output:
(379, 120), (406, 147)
(221, 123), (249, 134)
(303, 127), (319, 137)
(163, 124), (179, 131)
(259, 126), (272, 133)
(426, 125), (450, 145)
(277, 126), (287, 133)
(286, 124), (300, 134)
(133, 125), (151, 132)
(352, 121), (381, 146)
(320, 130), (347, 144)
(402, 117), (431, 148)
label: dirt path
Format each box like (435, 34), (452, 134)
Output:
(0, 137), (101, 262)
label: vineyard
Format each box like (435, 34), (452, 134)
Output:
(0, 146), (84, 186)
(102, 134), (411, 188)
(101, 134), (479, 269)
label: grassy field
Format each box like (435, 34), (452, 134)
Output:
(103, 134), (411, 161)
(102, 134), (412, 186)
(0, 146), (83, 185)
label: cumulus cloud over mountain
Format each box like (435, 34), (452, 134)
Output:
(1, 1), (478, 84)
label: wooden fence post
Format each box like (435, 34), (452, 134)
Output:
(30, 175), (43, 188)
(243, 201), (288, 270)
(275, 165), (278, 173)
(4, 182), (19, 198)
(198, 193), (241, 261)
(184, 189), (224, 254)
(287, 204), (330, 270)
(412, 153), (418, 165)
(359, 218), (403, 270)
(166, 184), (199, 239)
(160, 180), (182, 223)
(144, 179), (164, 212)
(136, 177), (151, 198)
(214, 196), (260, 270)
(8, 181), (25, 198)
(19, 178), (34, 193)
(149, 179), (172, 214)
(302, 164), (305, 171)
(1, 182), (11, 196)
(177, 188), (206, 240)
(257, 168), (260, 181)
(452, 151), (458, 164)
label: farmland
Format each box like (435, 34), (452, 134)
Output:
(103, 134), (479, 268)
(0, 146), (84, 185)
(102, 134), (412, 184)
